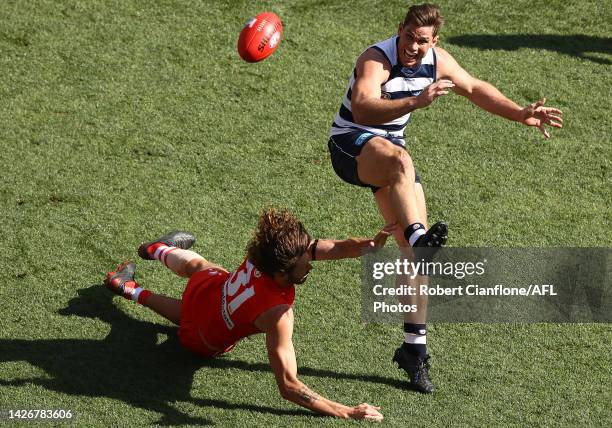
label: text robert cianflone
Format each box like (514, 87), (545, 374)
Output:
(372, 284), (557, 297)
(371, 259), (487, 280)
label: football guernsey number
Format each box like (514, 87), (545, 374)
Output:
(221, 261), (257, 329)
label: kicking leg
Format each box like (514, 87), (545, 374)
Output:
(357, 138), (447, 248)
(358, 137), (423, 229)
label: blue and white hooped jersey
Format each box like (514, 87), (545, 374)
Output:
(329, 36), (437, 141)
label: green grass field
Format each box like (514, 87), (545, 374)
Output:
(1, 0), (611, 425)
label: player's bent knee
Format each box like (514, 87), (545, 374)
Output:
(184, 258), (210, 277)
(358, 138), (414, 186)
(388, 149), (414, 181)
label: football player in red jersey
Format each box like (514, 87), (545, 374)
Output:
(104, 208), (391, 421)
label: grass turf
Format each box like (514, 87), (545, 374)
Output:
(1, 0), (611, 425)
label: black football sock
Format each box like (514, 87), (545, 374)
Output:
(404, 223), (426, 247)
(402, 323), (427, 358)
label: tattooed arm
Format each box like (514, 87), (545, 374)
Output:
(255, 305), (383, 420)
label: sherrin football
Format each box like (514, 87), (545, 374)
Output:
(237, 12), (283, 63)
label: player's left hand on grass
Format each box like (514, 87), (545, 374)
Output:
(349, 403), (384, 421)
(521, 98), (564, 138)
(366, 223), (397, 252)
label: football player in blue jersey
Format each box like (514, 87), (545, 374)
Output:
(327, 3), (563, 393)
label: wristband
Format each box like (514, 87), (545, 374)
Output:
(311, 239), (319, 261)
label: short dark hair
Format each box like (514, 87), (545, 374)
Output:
(403, 4), (444, 36)
(246, 208), (311, 276)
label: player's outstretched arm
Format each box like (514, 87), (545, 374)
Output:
(256, 305), (383, 421)
(436, 47), (563, 138)
(310, 223), (397, 261)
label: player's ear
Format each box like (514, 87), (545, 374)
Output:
(397, 22), (404, 36)
(432, 34), (439, 46)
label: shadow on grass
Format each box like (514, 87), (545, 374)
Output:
(446, 34), (612, 65)
(0, 285), (405, 425)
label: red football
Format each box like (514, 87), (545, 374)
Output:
(237, 12), (283, 63)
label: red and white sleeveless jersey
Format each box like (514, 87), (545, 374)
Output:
(183, 259), (295, 353)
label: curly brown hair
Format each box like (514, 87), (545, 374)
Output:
(403, 4), (444, 36)
(246, 208), (311, 277)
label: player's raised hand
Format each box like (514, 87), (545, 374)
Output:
(416, 79), (455, 108)
(349, 403), (384, 421)
(521, 98), (564, 138)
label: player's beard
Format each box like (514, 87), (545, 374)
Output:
(291, 272), (309, 285)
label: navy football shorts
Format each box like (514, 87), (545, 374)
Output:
(328, 130), (421, 193)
